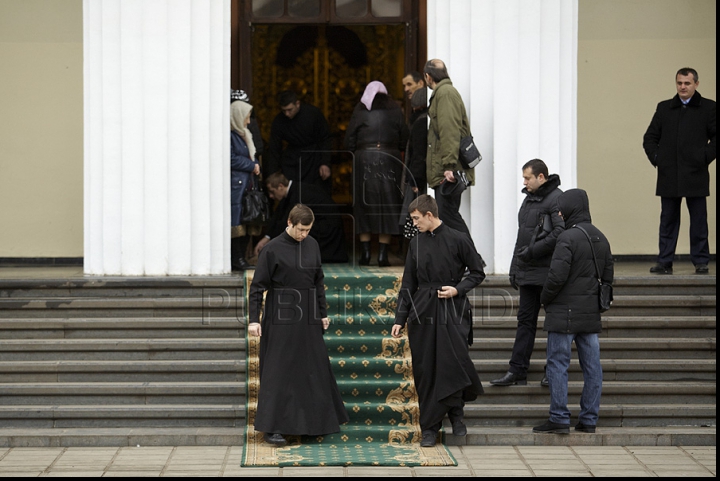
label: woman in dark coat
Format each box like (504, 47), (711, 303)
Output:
(230, 99), (260, 271)
(345, 81), (409, 266)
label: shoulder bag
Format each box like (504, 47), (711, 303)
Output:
(242, 174), (271, 226)
(574, 225), (613, 312)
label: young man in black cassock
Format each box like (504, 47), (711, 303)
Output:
(248, 204), (349, 447)
(391, 195), (485, 447)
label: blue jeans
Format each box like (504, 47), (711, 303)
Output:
(546, 332), (602, 426)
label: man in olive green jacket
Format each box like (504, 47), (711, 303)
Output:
(424, 59), (476, 236)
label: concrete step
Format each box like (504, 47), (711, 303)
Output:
(0, 426), (713, 447)
(475, 381), (717, 404)
(0, 405), (245, 428)
(0, 382), (244, 405)
(0, 360), (245, 382)
(0, 296), (243, 319)
(461, 403), (717, 428)
(472, 316), (717, 338)
(1, 294), (715, 319)
(0, 339), (245, 361)
(0, 403), (712, 430)
(474, 359), (716, 382)
(0, 318), (245, 339)
(470, 338), (716, 359)
(444, 426), (717, 446)
(468, 295), (716, 318)
(477, 274), (717, 296)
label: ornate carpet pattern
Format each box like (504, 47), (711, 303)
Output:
(242, 266), (457, 467)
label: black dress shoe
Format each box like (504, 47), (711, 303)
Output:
(649, 263), (673, 274)
(451, 420), (467, 436)
(490, 371), (527, 386)
(695, 264), (709, 274)
(533, 421), (570, 434)
(231, 257), (250, 272)
(263, 432), (287, 447)
(575, 422), (596, 433)
(420, 431), (437, 447)
(540, 374), (549, 387)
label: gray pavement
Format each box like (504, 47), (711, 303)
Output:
(0, 445), (715, 477)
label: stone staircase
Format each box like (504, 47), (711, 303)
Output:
(0, 270), (715, 447)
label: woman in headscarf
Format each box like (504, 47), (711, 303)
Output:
(230, 97), (261, 271)
(345, 81), (409, 266)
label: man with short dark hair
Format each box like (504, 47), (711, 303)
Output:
(253, 172), (348, 263)
(248, 204), (349, 447)
(492, 159), (563, 387)
(423, 59), (475, 238)
(391, 194), (485, 447)
(402, 71), (425, 101)
(643, 67), (716, 275)
(267, 90), (333, 192)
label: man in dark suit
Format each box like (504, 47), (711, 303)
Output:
(643, 67), (716, 275)
(254, 172), (348, 263)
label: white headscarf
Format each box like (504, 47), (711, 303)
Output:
(230, 100), (256, 160)
(360, 80), (388, 111)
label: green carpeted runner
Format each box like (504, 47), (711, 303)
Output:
(242, 266), (457, 467)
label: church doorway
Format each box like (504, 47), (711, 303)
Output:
(231, 0), (426, 202)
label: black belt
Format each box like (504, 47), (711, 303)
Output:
(357, 142), (396, 150)
(418, 282), (457, 289)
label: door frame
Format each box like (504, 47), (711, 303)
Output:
(230, 0), (426, 98)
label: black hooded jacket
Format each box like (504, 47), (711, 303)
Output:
(510, 174), (564, 286)
(541, 189), (614, 334)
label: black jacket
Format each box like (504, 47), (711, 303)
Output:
(541, 189), (614, 334)
(510, 174), (564, 286)
(642, 91), (716, 197)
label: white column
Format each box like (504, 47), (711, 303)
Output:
(84, 0), (231, 275)
(427, 0), (578, 274)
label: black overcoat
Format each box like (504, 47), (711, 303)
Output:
(642, 91), (716, 197)
(509, 174), (564, 286)
(541, 189), (614, 335)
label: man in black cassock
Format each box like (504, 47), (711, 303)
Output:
(248, 205), (349, 447)
(391, 194), (485, 447)
(253, 172), (348, 263)
(266, 90), (333, 193)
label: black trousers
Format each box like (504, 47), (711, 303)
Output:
(434, 186), (470, 236)
(509, 285), (543, 376)
(658, 197), (710, 266)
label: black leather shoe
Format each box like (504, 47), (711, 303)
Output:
(420, 431), (437, 447)
(540, 374), (549, 387)
(575, 422), (596, 433)
(451, 420), (467, 436)
(263, 432), (287, 447)
(695, 264), (709, 274)
(490, 371), (527, 386)
(533, 421), (570, 434)
(649, 263), (673, 274)
(231, 257), (250, 272)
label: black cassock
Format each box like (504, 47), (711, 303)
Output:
(394, 223), (486, 432)
(248, 231), (349, 436)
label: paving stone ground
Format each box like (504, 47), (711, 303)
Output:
(0, 445), (714, 477)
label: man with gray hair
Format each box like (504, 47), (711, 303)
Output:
(423, 59), (475, 238)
